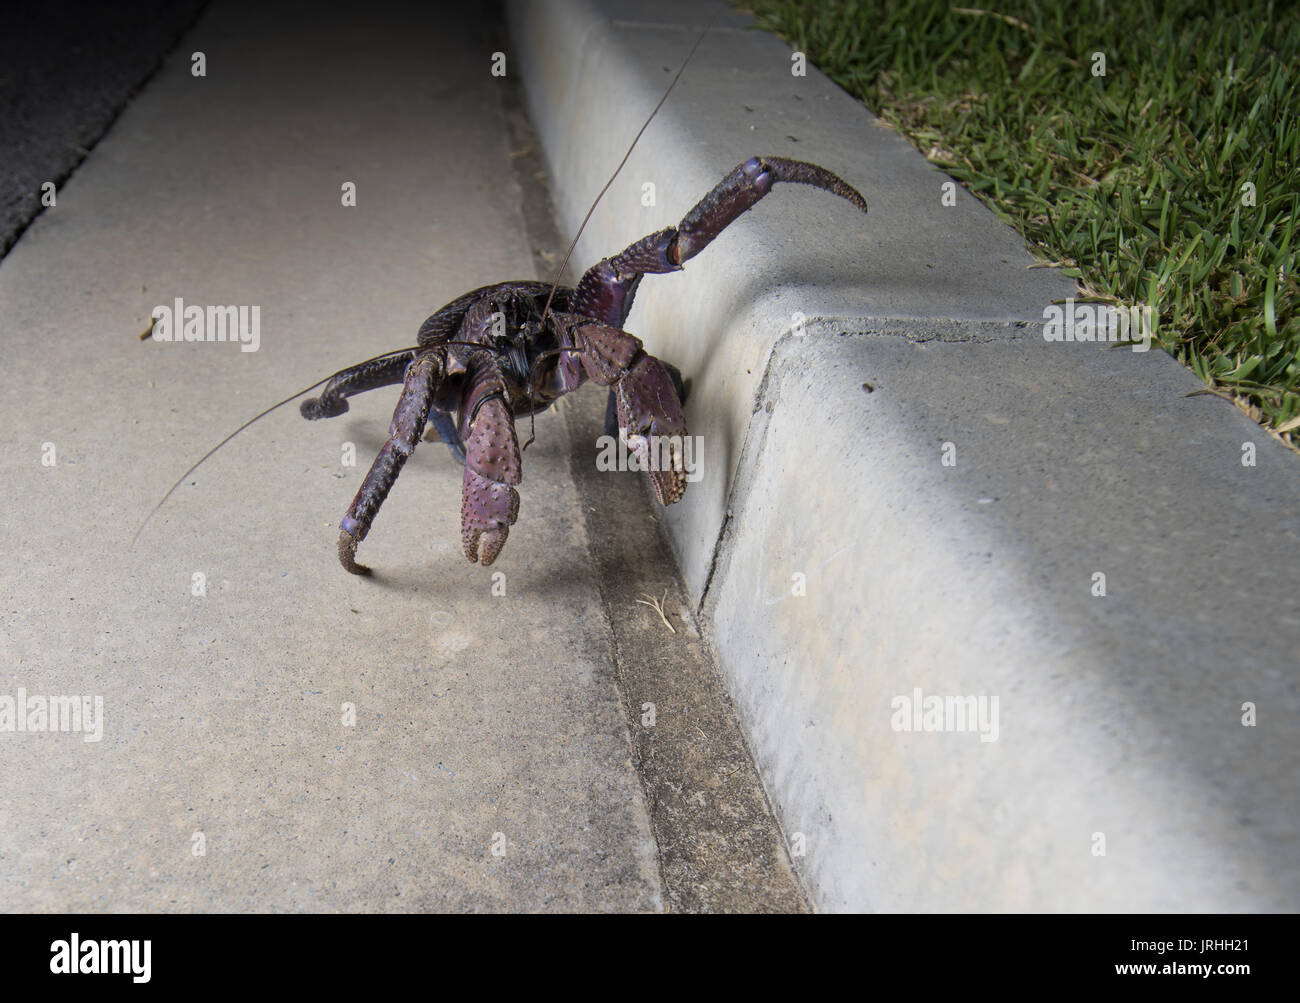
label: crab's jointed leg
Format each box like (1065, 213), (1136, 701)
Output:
(568, 157), (866, 453)
(570, 156), (868, 327)
(300, 350), (417, 420)
(335, 352), (442, 575)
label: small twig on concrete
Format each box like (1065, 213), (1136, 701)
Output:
(635, 589), (676, 634)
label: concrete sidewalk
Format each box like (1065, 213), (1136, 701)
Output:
(509, 0), (1300, 912)
(0, 0), (799, 912)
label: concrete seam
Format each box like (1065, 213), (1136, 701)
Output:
(686, 587), (818, 912)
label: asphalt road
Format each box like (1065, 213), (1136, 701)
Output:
(0, 0), (208, 258)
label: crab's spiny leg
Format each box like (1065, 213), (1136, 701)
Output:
(571, 156), (867, 327)
(336, 352), (442, 575)
(301, 350), (416, 420)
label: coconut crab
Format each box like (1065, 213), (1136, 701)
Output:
(296, 156), (867, 574)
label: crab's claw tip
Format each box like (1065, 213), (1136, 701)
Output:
(463, 526), (510, 566)
(650, 467), (687, 506)
(762, 156), (868, 214)
(627, 433), (688, 506)
(461, 469), (519, 566)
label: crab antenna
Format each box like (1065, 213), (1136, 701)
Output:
(130, 344), (424, 549)
(538, 5), (721, 331)
(523, 335), (536, 453)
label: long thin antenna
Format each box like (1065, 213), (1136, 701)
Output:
(526, 6), (719, 454)
(538, 6), (721, 331)
(130, 345), (420, 549)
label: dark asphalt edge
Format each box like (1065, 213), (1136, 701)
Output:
(492, 26), (808, 913)
(0, 1), (212, 262)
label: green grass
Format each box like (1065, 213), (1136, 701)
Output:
(744, 0), (1300, 443)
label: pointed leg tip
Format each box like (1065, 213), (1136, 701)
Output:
(338, 530), (372, 576)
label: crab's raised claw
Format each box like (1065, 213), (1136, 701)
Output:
(458, 368), (522, 565)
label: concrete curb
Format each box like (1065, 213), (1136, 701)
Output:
(508, 0), (1300, 911)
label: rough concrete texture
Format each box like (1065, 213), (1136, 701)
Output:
(0, 0), (817, 913)
(509, 0), (1300, 911)
(714, 326), (1300, 911)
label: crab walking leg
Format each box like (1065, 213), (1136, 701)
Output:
(336, 352), (442, 575)
(425, 294), (507, 467)
(424, 410), (467, 463)
(456, 364), (523, 565)
(571, 156), (869, 327)
(300, 350), (417, 420)
(559, 315), (688, 505)
(301, 350), (465, 461)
